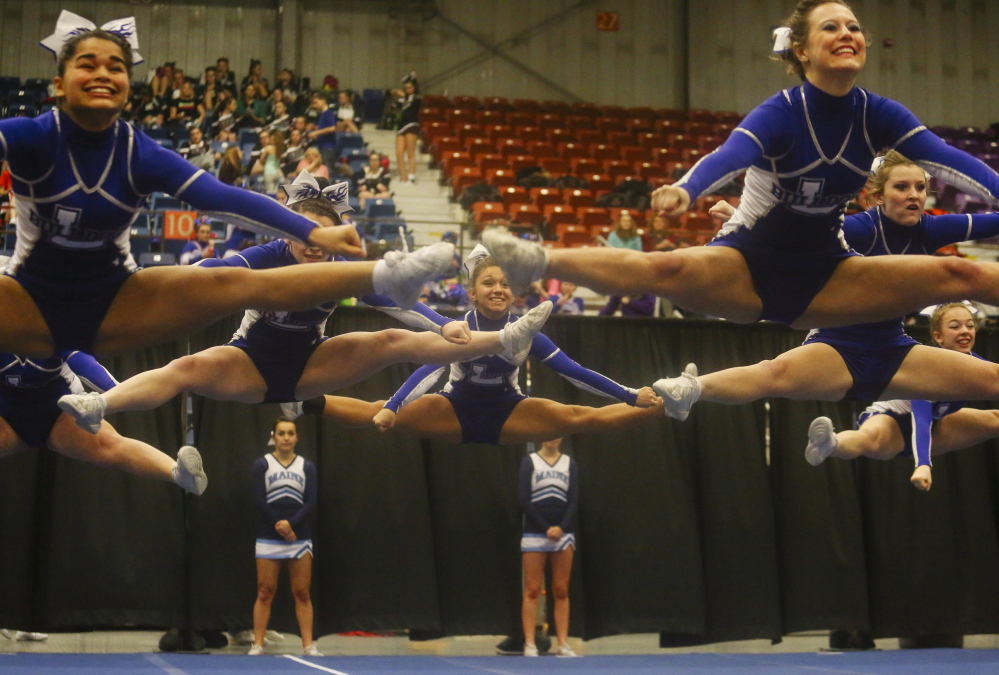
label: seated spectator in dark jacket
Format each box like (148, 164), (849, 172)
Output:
(598, 294), (656, 317)
(549, 281), (585, 315)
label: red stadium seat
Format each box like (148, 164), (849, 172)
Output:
(559, 142), (590, 160)
(637, 133), (670, 149)
(635, 161), (666, 181)
(483, 96), (512, 111)
(565, 115), (595, 130)
(570, 102), (600, 116)
(590, 144), (620, 161)
(483, 124), (513, 140)
(603, 160), (633, 181)
(621, 146), (650, 163)
(656, 108), (687, 122)
(682, 148), (705, 163)
(545, 204), (577, 227)
(467, 137), (494, 158)
(668, 134), (700, 149)
(507, 112), (535, 127)
(626, 118), (656, 134)
(628, 106), (657, 118)
(446, 108), (476, 125)
(582, 174), (615, 193)
(527, 141), (558, 158)
(655, 119), (684, 134)
(537, 113), (565, 129)
(513, 99), (545, 112)
(430, 136), (463, 164)
(423, 94), (450, 108)
(531, 187), (563, 209)
(598, 105), (628, 118)
(477, 153), (507, 172)
(698, 135), (723, 151)
(565, 189), (595, 208)
(419, 107), (445, 123)
(683, 212), (715, 230)
(486, 168), (517, 187)
(539, 157), (570, 175)
(451, 167), (483, 196)
(497, 138), (528, 158)
(606, 131), (635, 147)
(712, 122), (735, 137)
(595, 116), (620, 132)
(684, 121), (713, 136)
(500, 185), (530, 206)
(478, 110), (507, 125)
(441, 151), (474, 176)
(555, 224), (592, 247)
(541, 100), (573, 115)
(576, 129), (606, 145)
(471, 201), (508, 223)
(509, 203), (544, 225)
(578, 206), (611, 227)
(453, 95), (481, 109)
(652, 147), (683, 164)
(686, 109), (716, 123)
(571, 158), (602, 176)
(546, 128), (577, 144)
(510, 155), (540, 172)
(517, 126), (546, 143)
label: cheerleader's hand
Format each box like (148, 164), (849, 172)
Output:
(441, 320), (472, 345)
(635, 387), (663, 409)
(308, 223), (366, 257)
(651, 184), (691, 217)
(373, 408), (397, 432)
(546, 526), (564, 541)
(709, 199), (736, 225)
(910, 465), (932, 491)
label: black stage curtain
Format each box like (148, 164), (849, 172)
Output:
(6, 310), (999, 644)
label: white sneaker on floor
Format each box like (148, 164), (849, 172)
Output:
(653, 363), (701, 421)
(280, 401), (304, 421)
(480, 227), (548, 295)
(407, 173), (416, 183)
(14, 632), (48, 642)
(247, 644), (264, 655)
(523, 643), (539, 657)
(303, 644), (322, 656)
(172, 446), (208, 496)
(373, 242), (455, 309)
(555, 643), (579, 657)
(805, 416), (839, 466)
(498, 301), (553, 363)
(57, 392), (106, 434)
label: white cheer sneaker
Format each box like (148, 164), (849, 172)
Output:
(480, 227), (548, 295)
(653, 363), (701, 421)
(498, 301), (553, 363)
(804, 416), (839, 467)
(173, 446), (208, 496)
(57, 392), (106, 434)
(373, 242), (455, 309)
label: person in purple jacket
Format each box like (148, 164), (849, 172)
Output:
(58, 175), (553, 431)
(0, 13), (455, 360)
(481, 0), (999, 332)
(282, 246), (663, 445)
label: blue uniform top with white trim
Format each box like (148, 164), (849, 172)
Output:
(251, 453), (317, 541)
(807, 208), (999, 343)
(384, 309), (639, 413)
(0, 110), (317, 284)
(677, 81), (999, 255)
(519, 452), (578, 535)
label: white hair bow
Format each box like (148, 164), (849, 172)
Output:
(284, 170), (353, 216)
(41, 10), (143, 64)
(463, 243), (490, 279)
(772, 26), (792, 54)
(870, 155), (885, 175)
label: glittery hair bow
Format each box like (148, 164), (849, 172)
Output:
(463, 243), (490, 278)
(41, 10), (144, 64)
(284, 170), (353, 216)
(772, 26), (792, 54)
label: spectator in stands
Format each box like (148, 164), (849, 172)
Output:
(273, 69), (299, 112)
(281, 128), (307, 177)
(135, 86), (163, 129)
(212, 95), (238, 137)
(606, 211), (642, 251)
(295, 147), (330, 180)
(357, 152), (391, 209)
(598, 294), (656, 317)
(392, 74), (422, 184)
(644, 214), (677, 252)
(252, 130), (286, 194)
(264, 99), (291, 134)
(180, 127), (214, 171)
(169, 68), (186, 101)
(167, 80), (204, 142)
(335, 90), (359, 133)
(201, 66), (219, 112)
(237, 84), (269, 129)
(179, 222), (219, 265)
(549, 281), (584, 315)
(241, 59), (270, 100)
(217, 146), (246, 187)
(150, 61), (175, 99)
(215, 57), (237, 94)
(292, 116), (307, 135)
(307, 92), (338, 172)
